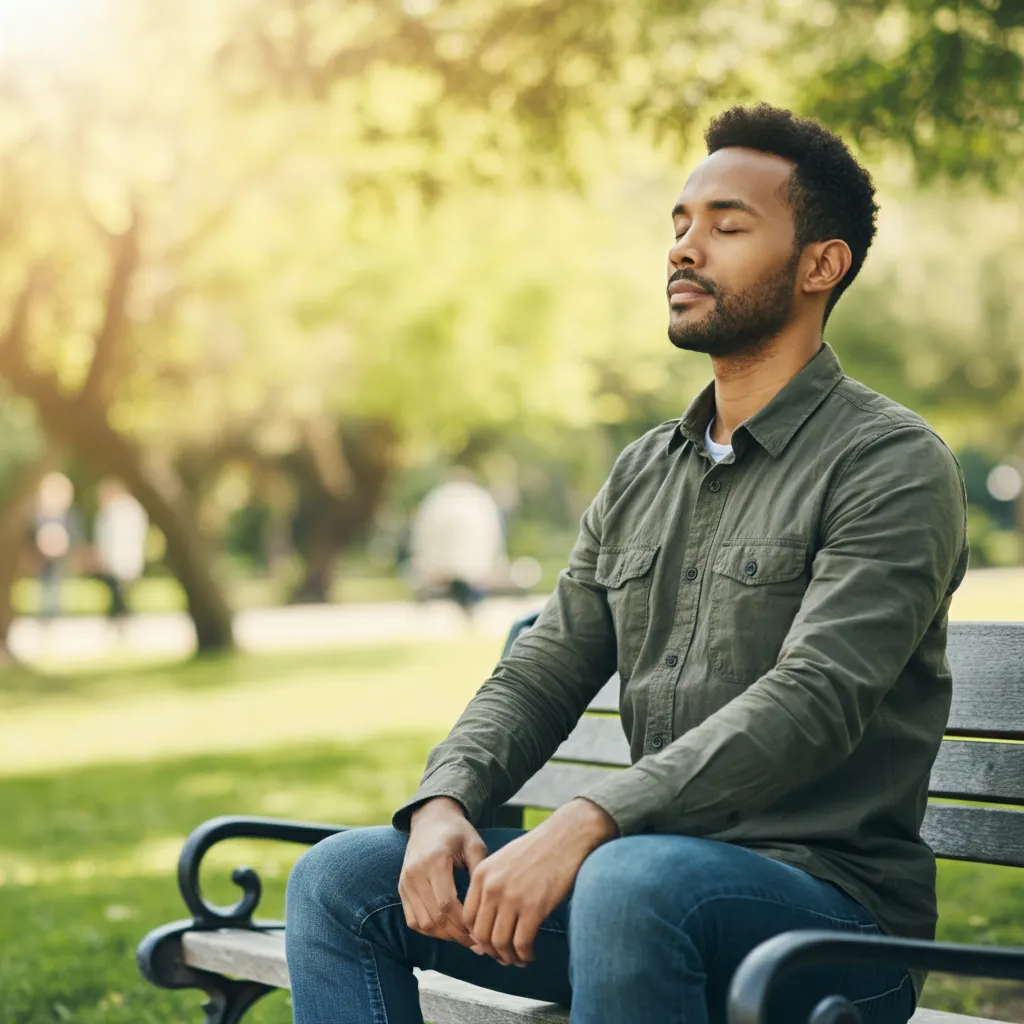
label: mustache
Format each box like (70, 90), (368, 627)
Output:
(667, 269), (718, 298)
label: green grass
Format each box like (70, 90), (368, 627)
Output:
(2, 572), (1024, 1023)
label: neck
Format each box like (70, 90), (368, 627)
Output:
(708, 329), (822, 445)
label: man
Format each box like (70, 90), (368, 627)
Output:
(92, 478), (149, 624)
(408, 467), (506, 618)
(286, 104), (969, 1024)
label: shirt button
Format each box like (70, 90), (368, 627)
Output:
(665, 654), (678, 667)
(651, 735), (664, 750)
(685, 567), (698, 581)
(744, 560), (758, 577)
(708, 480), (721, 492)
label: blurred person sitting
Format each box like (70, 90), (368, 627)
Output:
(31, 471), (79, 619)
(409, 467), (506, 617)
(92, 477), (148, 622)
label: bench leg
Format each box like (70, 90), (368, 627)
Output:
(200, 979), (276, 1024)
(137, 920), (275, 1024)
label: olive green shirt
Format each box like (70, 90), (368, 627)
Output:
(394, 343), (969, 998)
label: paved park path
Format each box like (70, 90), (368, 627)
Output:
(7, 595), (545, 664)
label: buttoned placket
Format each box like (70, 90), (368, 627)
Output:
(644, 444), (731, 755)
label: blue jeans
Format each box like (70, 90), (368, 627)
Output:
(285, 826), (915, 1024)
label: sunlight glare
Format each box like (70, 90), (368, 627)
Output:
(0, 0), (107, 62)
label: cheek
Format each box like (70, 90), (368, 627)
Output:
(712, 238), (787, 292)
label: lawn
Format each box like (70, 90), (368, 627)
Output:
(2, 573), (1024, 1024)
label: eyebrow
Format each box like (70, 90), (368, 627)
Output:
(671, 198), (760, 219)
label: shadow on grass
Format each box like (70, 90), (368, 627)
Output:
(0, 734), (441, 1024)
(0, 733), (435, 864)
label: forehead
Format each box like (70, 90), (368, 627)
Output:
(676, 147), (795, 216)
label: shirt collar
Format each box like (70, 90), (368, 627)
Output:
(665, 342), (845, 458)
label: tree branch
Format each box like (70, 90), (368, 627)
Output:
(79, 207), (141, 405)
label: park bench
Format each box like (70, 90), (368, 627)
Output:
(138, 616), (1024, 1024)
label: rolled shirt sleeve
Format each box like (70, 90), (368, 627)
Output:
(578, 425), (969, 836)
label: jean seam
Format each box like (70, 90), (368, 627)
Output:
(851, 973), (912, 1010)
(358, 937), (390, 1024)
(677, 891), (879, 933)
(357, 898), (406, 937)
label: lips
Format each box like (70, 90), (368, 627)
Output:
(668, 280), (710, 306)
(667, 278), (708, 299)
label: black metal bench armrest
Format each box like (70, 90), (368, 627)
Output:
(727, 929), (1024, 1024)
(179, 814), (349, 928)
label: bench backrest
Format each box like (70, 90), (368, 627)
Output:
(504, 619), (1024, 868)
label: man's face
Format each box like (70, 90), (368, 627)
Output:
(667, 147), (801, 356)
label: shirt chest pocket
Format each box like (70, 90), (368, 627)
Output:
(596, 544), (659, 681)
(708, 539), (809, 684)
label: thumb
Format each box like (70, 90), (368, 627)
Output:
(462, 835), (489, 875)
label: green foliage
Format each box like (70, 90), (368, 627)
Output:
(803, 0), (1024, 187)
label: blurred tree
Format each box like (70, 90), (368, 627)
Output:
(0, 0), (1021, 662)
(225, 0), (1023, 188)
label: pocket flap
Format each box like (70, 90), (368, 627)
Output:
(596, 545), (659, 588)
(713, 540), (806, 585)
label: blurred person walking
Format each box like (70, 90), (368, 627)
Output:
(32, 471), (78, 619)
(409, 468), (506, 617)
(92, 478), (148, 622)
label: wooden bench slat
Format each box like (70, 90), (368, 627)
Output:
(922, 804), (1024, 867)
(930, 740), (1024, 805)
(183, 929), (290, 990)
(182, 929), (570, 1021)
(553, 715), (630, 766)
(180, 929), (1006, 1024)
(946, 623), (1024, 738)
(509, 762), (614, 810)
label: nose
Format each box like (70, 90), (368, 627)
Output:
(668, 230), (705, 271)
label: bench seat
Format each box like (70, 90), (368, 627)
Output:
(180, 928), (1011, 1024)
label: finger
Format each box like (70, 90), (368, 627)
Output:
(398, 876), (432, 936)
(490, 902), (523, 967)
(463, 873), (481, 932)
(426, 869), (474, 947)
(468, 886), (501, 961)
(462, 836), (489, 876)
(512, 908), (541, 964)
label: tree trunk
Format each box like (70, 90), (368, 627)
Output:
(290, 419), (395, 603)
(0, 446), (63, 664)
(82, 419), (235, 652)
(29, 395), (235, 653)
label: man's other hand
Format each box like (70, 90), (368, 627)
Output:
(400, 797), (489, 951)
(464, 798), (619, 967)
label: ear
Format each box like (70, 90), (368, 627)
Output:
(801, 239), (853, 297)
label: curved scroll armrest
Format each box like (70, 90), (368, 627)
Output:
(727, 929), (1024, 1024)
(178, 814), (349, 929)
(502, 610), (542, 658)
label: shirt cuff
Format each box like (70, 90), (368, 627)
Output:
(391, 764), (491, 834)
(575, 765), (671, 836)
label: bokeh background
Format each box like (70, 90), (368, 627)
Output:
(0, 1), (1022, 1021)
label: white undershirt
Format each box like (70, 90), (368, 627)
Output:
(704, 419), (733, 463)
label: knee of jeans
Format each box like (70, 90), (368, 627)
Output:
(286, 826), (404, 932)
(572, 839), (664, 934)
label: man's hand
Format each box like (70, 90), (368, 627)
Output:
(464, 798), (618, 967)
(400, 797), (489, 950)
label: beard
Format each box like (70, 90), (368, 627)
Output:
(667, 252), (800, 357)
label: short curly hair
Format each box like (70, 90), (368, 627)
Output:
(704, 104), (878, 321)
